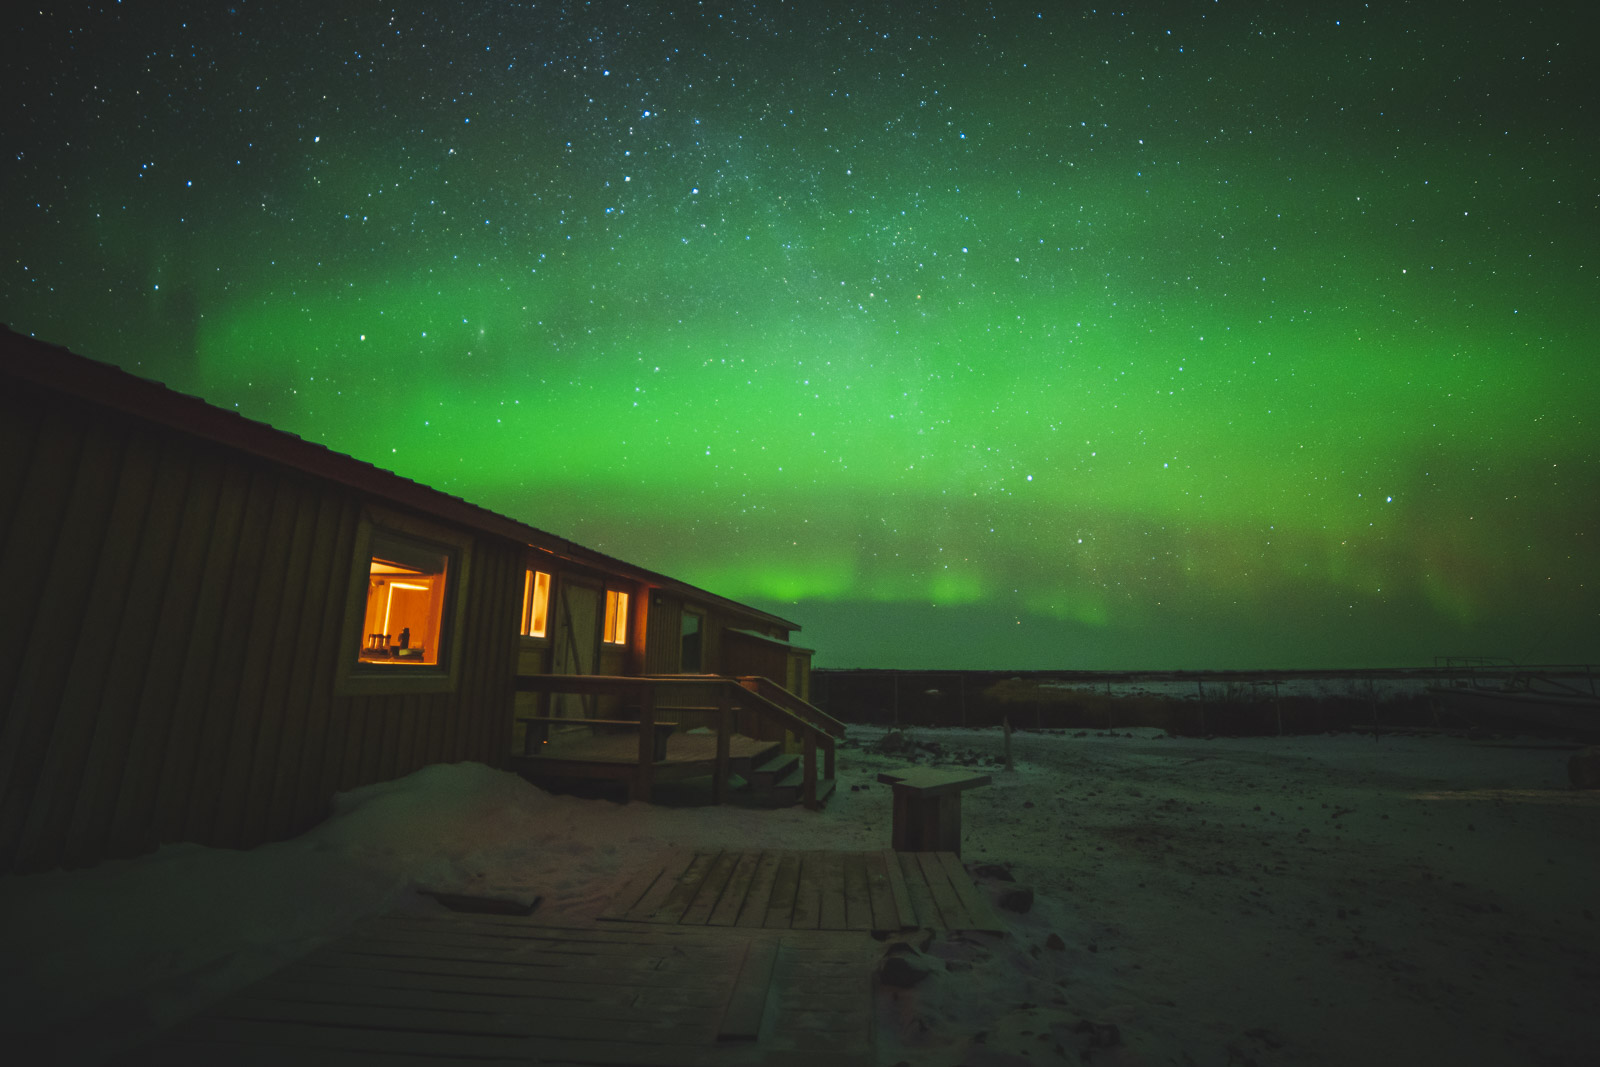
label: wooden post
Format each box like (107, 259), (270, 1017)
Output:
(802, 730), (818, 809)
(824, 736), (836, 780)
(713, 691), (732, 805)
(633, 686), (655, 803)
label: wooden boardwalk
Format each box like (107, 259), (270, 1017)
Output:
(602, 849), (1007, 934)
(131, 915), (877, 1066)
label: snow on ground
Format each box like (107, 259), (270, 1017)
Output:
(3, 728), (1597, 1065)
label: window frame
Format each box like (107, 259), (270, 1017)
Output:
(601, 587), (630, 646)
(335, 507), (474, 695)
(520, 568), (553, 640)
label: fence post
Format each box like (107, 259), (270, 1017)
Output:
(633, 686), (655, 804)
(713, 690), (732, 804)
(803, 730), (818, 809)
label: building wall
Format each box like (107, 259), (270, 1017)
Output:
(0, 386), (520, 873)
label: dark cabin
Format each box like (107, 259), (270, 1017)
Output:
(0, 329), (839, 876)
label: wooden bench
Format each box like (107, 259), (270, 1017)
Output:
(517, 716), (678, 760)
(876, 768), (992, 857)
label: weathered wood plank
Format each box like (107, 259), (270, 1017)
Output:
(735, 850), (783, 929)
(247, 974), (719, 1031)
(215, 992), (714, 1044)
(374, 915), (745, 946)
(790, 851), (823, 930)
(286, 957), (734, 1009)
(840, 851), (875, 931)
(817, 850), (848, 930)
(620, 850), (696, 923)
(707, 849), (764, 927)
(599, 856), (671, 921)
(716, 937), (778, 1042)
(346, 926), (745, 964)
(681, 850), (741, 925)
(916, 851), (966, 930)
(863, 851), (901, 932)
(157, 1016), (759, 1066)
(935, 850), (1008, 934)
(647, 850), (721, 924)
(299, 947), (731, 986)
(896, 850), (941, 930)
(763, 851), (801, 929)
(881, 849), (916, 931)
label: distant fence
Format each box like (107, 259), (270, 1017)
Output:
(809, 667), (1595, 737)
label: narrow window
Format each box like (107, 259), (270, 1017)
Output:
(602, 589), (629, 645)
(360, 531), (452, 667)
(521, 570), (551, 637)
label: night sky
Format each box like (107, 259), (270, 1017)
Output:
(5, 2), (1596, 669)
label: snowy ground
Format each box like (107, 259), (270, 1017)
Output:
(3, 726), (1597, 1065)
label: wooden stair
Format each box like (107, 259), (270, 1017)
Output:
(740, 751), (836, 808)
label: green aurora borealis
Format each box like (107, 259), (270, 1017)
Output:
(4, 2), (1596, 668)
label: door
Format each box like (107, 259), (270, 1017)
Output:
(553, 579), (602, 718)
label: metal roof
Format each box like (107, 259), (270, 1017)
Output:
(0, 326), (801, 633)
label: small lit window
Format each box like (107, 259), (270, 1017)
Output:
(521, 570), (551, 637)
(359, 532), (451, 667)
(603, 589), (629, 645)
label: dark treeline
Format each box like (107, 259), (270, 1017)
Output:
(811, 667), (1555, 737)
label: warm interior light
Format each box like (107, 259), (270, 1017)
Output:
(603, 589), (629, 644)
(522, 569), (551, 637)
(362, 537), (449, 666)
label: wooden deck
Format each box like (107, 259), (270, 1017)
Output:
(601, 848), (1008, 934)
(512, 730), (781, 784)
(518, 729), (780, 771)
(131, 915), (877, 1066)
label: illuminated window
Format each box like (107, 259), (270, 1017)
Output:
(521, 570), (551, 638)
(358, 531), (452, 667)
(602, 589), (629, 645)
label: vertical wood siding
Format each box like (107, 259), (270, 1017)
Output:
(645, 595), (681, 675)
(0, 393), (520, 873)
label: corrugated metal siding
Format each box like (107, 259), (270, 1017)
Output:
(0, 392), (520, 874)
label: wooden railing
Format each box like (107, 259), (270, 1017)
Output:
(734, 675), (848, 739)
(513, 673), (841, 809)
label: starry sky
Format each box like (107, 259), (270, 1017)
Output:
(4, 2), (1596, 669)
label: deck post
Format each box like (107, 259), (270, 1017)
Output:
(823, 735), (835, 780)
(713, 690), (732, 805)
(803, 729), (818, 810)
(633, 686), (655, 804)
